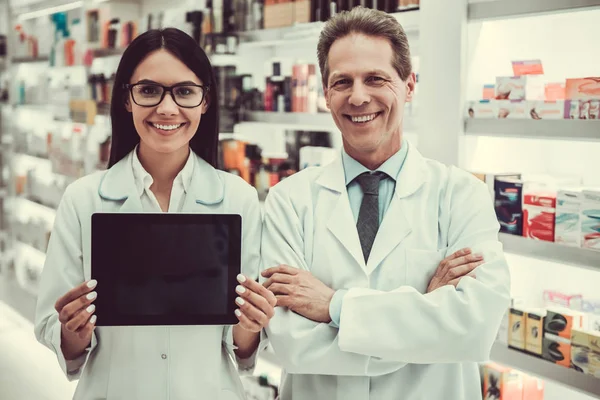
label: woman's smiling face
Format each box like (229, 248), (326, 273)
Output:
(126, 49), (209, 155)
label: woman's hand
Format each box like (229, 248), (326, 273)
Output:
(234, 274), (276, 332)
(55, 280), (98, 360)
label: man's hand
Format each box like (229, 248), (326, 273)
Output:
(427, 248), (483, 293)
(262, 265), (335, 323)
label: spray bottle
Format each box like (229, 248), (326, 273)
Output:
(50, 12), (69, 67)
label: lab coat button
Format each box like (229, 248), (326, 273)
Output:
(161, 354), (167, 359)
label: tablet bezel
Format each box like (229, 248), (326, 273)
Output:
(91, 212), (241, 326)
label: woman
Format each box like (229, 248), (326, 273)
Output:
(34, 28), (275, 399)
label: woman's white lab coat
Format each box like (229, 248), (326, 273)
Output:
(34, 151), (263, 400)
(261, 143), (511, 400)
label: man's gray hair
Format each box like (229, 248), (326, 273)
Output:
(317, 6), (412, 87)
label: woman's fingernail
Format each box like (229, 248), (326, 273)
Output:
(86, 292), (97, 301)
(90, 315), (97, 324)
(236, 285), (246, 294)
(236, 297), (245, 306)
(234, 309), (242, 317)
(86, 304), (96, 313)
(87, 280), (97, 289)
(237, 274), (246, 283)
(474, 254), (484, 260)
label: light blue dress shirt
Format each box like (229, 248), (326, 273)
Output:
(329, 140), (409, 327)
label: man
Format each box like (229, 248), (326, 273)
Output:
(260, 7), (510, 400)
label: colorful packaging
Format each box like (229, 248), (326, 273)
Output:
(522, 374), (544, 400)
(509, 308), (526, 350)
(482, 363), (524, 400)
(528, 101), (565, 120)
(467, 100), (497, 119)
(542, 333), (571, 368)
(470, 172), (521, 198)
(544, 83), (566, 101)
(543, 290), (583, 310)
(544, 308), (587, 340)
(555, 189), (584, 247)
(523, 191), (556, 242)
(564, 100), (580, 119)
(496, 76), (544, 101)
(571, 329), (600, 377)
(495, 178), (524, 236)
(525, 309), (546, 356)
(589, 100), (600, 119)
(565, 77), (600, 101)
(581, 189), (600, 251)
(483, 84), (495, 100)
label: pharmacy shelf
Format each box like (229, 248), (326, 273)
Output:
(12, 197), (57, 222)
(0, 275), (37, 324)
(238, 10), (420, 48)
(11, 55), (50, 63)
(243, 111), (417, 132)
(468, 0), (600, 21)
(92, 48), (125, 58)
(465, 119), (600, 141)
(499, 233), (600, 271)
(491, 343), (600, 397)
(242, 111), (338, 131)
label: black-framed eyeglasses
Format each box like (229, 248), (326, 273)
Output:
(124, 82), (209, 108)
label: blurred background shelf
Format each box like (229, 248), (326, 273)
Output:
(465, 119), (600, 141)
(491, 343), (600, 397)
(468, 0), (600, 21)
(242, 111), (417, 132)
(11, 55), (50, 63)
(499, 233), (600, 271)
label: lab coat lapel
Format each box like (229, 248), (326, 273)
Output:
(366, 142), (430, 274)
(97, 153), (143, 212)
(181, 153), (224, 212)
(317, 156), (366, 272)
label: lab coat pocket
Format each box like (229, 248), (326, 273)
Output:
(405, 248), (447, 294)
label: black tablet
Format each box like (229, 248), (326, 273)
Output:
(91, 213), (241, 326)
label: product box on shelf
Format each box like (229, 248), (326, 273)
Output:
(497, 100), (528, 119)
(264, 0), (294, 29)
(483, 84), (495, 100)
(508, 307), (526, 351)
(589, 100), (600, 119)
(542, 333), (571, 368)
(522, 191), (556, 242)
(565, 77), (600, 101)
(581, 189), (600, 251)
(544, 83), (566, 101)
(466, 100), (497, 119)
(544, 307), (587, 340)
(495, 178), (523, 236)
(571, 329), (600, 377)
(525, 309), (546, 356)
(528, 101), (565, 120)
(470, 172), (521, 198)
(496, 76), (544, 101)
(555, 189), (584, 247)
(564, 100), (580, 119)
(522, 374), (544, 400)
(583, 300), (600, 332)
(482, 362), (524, 400)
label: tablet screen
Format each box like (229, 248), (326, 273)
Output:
(91, 213), (241, 326)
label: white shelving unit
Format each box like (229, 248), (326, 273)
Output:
(468, 0), (600, 21)
(238, 10), (420, 48)
(499, 233), (600, 272)
(242, 111), (418, 133)
(465, 119), (600, 141)
(491, 343), (600, 397)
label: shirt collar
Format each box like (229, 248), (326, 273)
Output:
(131, 145), (195, 196)
(342, 139), (409, 186)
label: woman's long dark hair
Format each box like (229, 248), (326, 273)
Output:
(108, 28), (219, 168)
